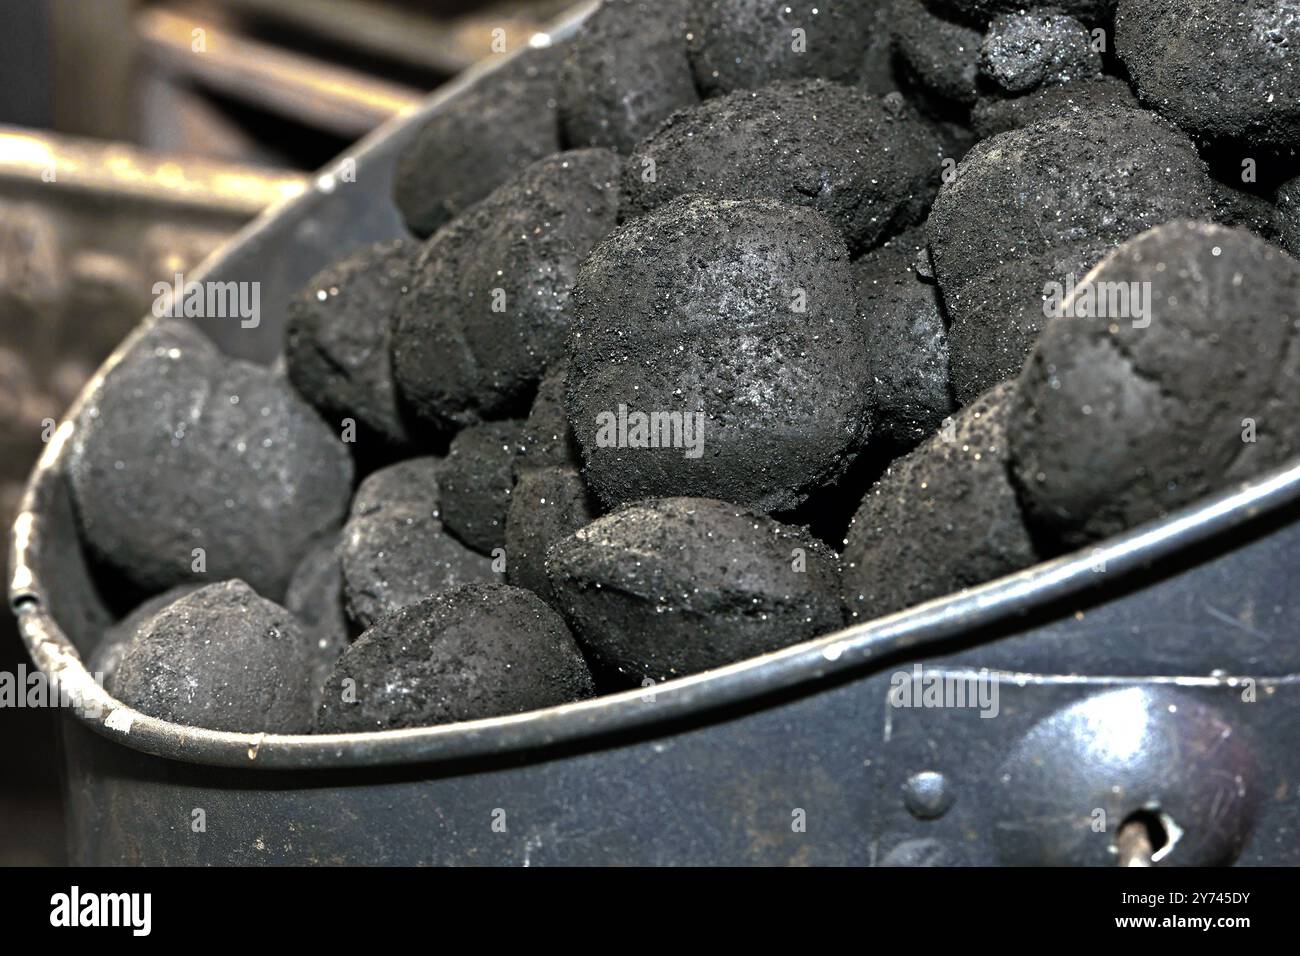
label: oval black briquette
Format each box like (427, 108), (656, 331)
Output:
(546, 497), (844, 682)
(440, 420), (524, 555)
(340, 457), (496, 630)
(1009, 220), (1300, 547)
(622, 79), (941, 255)
(67, 319), (353, 601)
(685, 0), (879, 96)
(113, 580), (319, 733)
(284, 239), (415, 447)
(504, 465), (601, 604)
(315, 584), (595, 731)
(841, 380), (1037, 621)
(568, 194), (869, 512)
(392, 148), (621, 430)
(392, 44), (563, 237)
(557, 0), (698, 153)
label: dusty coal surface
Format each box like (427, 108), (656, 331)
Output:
(547, 497), (843, 682)
(923, 0), (1114, 28)
(970, 76), (1138, 137)
(340, 457), (495, 630)
(285, 239), (415, 448)
(979, 12), (1100, 94)
(891, 0), (983, 106)
(440, 420), (523, 555)
(514, 364), (582, 474)
(568, 194), (869, 513)
(393, 149), (621, 430)
(67, 320), (353, 603)
(284, 533), (351, 709)
(114, 580), (319, 733)
(393, 44), (564, 237)
(87, 584), (201, 689)
(622, 79), (941, 255)
(854, 227), (955, 449)
(928, 108), (1217, 401)
(1279, 175), (1300, 255)
(316, 584), (595, 731)
(842, 380), (1036, 621)
(505, 465), (600, 606)
(558, 0), (698, 153)
(686, 0), (881, 96)
(1115, 0), (1300, 150)
(1010, 220), (1300, 547)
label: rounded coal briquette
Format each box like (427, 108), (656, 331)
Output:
(622, 79), (941, 255)
(970, 77), (1139, 138)
(113, 580), (318, 733)
(440, 420), (524, 555)
(392, 148), (621, 430)
(1009, 220), (1300, 547)
(67, 320), (353, 601)
(284, 533), (351, 706)
(558, 0), (698, 153)
(923, 0), (1113, 28)
(505, 465), (600, 604)
(890, 0), (982, 107)
(842, 380), (1037, 621)
(316, 584), (595, 731)
(88, 584), (200, 690)
(547, 497), (843, 682)
(514, 364), (581, 475)
(284, 239), (415, 446)
(1115, 0), (1300, 150)
(340, 457), (495, 630)
(568, 195), (869, 512)
(393, 44), (563, 237)
(685, 0), (879, 96)
(979, 12), (1100, 94)
(854, 228), (955, 449)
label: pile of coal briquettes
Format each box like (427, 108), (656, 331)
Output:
(67, 0), (1300, 733)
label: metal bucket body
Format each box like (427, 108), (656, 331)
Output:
(11, 11), (1300, 865)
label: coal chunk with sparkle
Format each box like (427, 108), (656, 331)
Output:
(440, 420), (524, 555)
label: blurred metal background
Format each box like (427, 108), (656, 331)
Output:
(0, 0), (576, 865)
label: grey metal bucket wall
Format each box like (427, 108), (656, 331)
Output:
(11, 8), (1300, 864)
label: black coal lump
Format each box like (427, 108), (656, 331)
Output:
(1009, 220), (1300, 548)
(890, 0), (982, 107)
(853, 228), (956, 449)
(316, 584), (595, 731)
(284, 533), (350, 706)
(515, 364), (582, 474)
(842, 380), (1036, 620)
(284, 239), (415, 447)
(113, 580), (318, 733)
(970, 76), (1139, 138)
(67, 319), (353, 602)
(622, 80), (941, 255)
(505, 465), (601, 604)
(944, 243), (1110, 404)
(440, 420), (524, 555)
(1115, 0), (1300, 150)
(546, 497), (844, 682)
(927, 108), (1216, 395)
(340, 457), (495, 630)
(979, 12), (1100, 94)
(558, 0), (698, 153)
(568, 194), (869, 513)
(1212, 180), (1284, 243)
(392, 148), (621, 430)
(393, 43), (563, 237)
(685, 0), (879, 97)
(1278, 176), (1300, 256)
(88, 585), (200, 689)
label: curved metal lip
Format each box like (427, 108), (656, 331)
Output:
(9, 0), (1300, 770)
